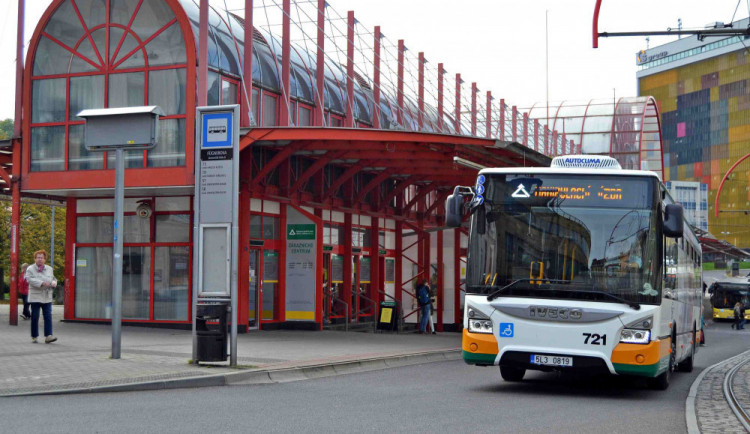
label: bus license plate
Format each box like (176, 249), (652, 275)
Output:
(530, 355), (573, 367)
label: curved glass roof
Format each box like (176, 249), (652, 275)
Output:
(527, 97), (664, 178)
(177, 0), (448, 129)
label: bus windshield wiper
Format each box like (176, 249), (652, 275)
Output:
(486, 279), (535, 301)
(486, 279), (641, 310)
(544, 287), (641, 310)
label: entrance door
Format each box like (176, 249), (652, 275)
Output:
(248, 250), (261, 329)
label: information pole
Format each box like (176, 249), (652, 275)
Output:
(77, 106), (163, 360)
(193, 105), (240, 366)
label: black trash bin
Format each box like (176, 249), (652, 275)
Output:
(196, 302), (228, 362)
(377, 300), (399, 331)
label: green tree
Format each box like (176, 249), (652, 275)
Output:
(0, 119), (13, 140)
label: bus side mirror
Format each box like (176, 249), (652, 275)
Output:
(664, 204), (684, 238)
(445, 192), (464, 227)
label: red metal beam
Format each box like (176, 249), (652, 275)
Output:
(486, 91), (492, 139)
(593, 0), (602, 48)
(281, 0), (291, 126)
(289, 151), (346, 194)
(424, 189), (451, 217)
(405, 183), (441, 212)
(418, 52), (425, 130)
(251, 142), (309, 185)
(346, 11), (355, 128)
(397, 39), (405, 126)
(14, 0), (24, 137)
(373, 26), (381, 129)
(315, 0), (325, 126)
(455, 73), (461, 134)
(359, 168), (398, 200)
(381, 176), (418, 211)
(326, 160), (373, 198)
(242, 0), (254, 127)
(437, 63), (444, 132)
(198, 0), (208, 106)
(471, 82), (477, 136)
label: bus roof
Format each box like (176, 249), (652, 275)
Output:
(477, 167), (662, 179)
(713, 276), (750, 285)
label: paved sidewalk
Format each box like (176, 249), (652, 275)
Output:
(0, 305), (460, 397)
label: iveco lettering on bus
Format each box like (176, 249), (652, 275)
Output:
(445, 155), (702, 390)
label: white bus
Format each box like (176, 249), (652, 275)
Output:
(445, 156), (702, 390)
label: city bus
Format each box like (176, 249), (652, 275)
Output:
(709, 277), (750, 321)
(445, 155), (702, 390)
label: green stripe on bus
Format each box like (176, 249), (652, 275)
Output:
(613, 356), (669, 378)
(462, 350), (496, 365)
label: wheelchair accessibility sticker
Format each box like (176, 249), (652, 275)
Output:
(499, 323), (514, 338)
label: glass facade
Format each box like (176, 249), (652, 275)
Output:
(526, 98), (663, 179)
(74, 199), (192, 321)
(30, 0), (188, 172)
(639, 48), (750, 248)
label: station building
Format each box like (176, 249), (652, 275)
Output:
(637, 20), (750, 249)
(7, 0), (576, 330)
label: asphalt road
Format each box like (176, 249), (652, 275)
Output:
(4, 324), (750, 434)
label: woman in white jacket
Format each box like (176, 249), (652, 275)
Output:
(25, 250), (57, 344)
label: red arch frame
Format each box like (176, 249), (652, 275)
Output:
(22, 0), (197, 191)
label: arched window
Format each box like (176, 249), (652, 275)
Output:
(30, 0), (188, 172)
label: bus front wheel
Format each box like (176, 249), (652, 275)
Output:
(500, 366), (525, 382)
(650, 333), (676, 390)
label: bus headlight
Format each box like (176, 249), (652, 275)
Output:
(620, 329), (651, 344)
(468, 319), (493, 334)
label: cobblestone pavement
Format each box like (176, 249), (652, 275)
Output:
(694, 349), (750, 433)
(0, 305), (459, 396)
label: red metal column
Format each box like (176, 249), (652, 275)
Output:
(437, 63), (444, 131)
(454, 73), (461, 134)
(345, 11), (355, 128)
(315, 0), (325, 126)
(64, 198), (76, 320)
(370, 218), (380, 309)
(418, 52), (424, 130)
(397, 39), (405, 126)
(198, 0), (209, 106)
(9, 0), (24, 326)
(470, 82), (477, 136)
(373, 26), (381, 129)
(562, 133), (567, 155)
(523, 113), (529, 147)
(242, 0), (254, 127)
(238, 156), (252, 330)
(280, 0), (291, 126)
(486, 91), (492, 138)
(499, 98), (505, 139)
(544, 126), (549, 155)
(395, 220), (403, 312)
(343, 213), (353, 322)
(534, 119), (540, 152)
(511, 105), (518, 142)
(437, 229), (444, 332)
(552, 131), (558, 156)
(453, 228), (461, 328)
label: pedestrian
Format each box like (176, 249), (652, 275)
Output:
(19, 263), (30, 320)
(732, 301), (742, 330)
(25, 250), (57, 344)
(416, 279), (431, 334)
(740, 303), (747, 330)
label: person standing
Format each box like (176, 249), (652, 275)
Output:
(732, 301), (743, 330)
(25, 250), (57, 344)
(417, 279), (431, 334)
(19, 263), (30, 320)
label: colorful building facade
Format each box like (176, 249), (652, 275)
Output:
(637, 20), (750, 249)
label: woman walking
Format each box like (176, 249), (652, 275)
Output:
(25, 250), (57, 344)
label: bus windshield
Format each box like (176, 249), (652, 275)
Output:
(467, 174), (661, 305)
(712, 283), (750, 309)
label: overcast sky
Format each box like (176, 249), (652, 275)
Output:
(0, 0), (747, 120)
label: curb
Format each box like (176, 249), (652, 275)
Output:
(1, 349), (461, 397)
(685, 348), (750, 434)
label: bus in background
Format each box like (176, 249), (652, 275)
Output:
(445, 155), (702, 390)
(709, 278), (750, 321)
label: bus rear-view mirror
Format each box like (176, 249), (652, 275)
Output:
(445, 192), (464, 227)
(664, 203), (684, 238)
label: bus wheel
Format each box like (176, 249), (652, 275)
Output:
(651, 334), (675, 390)
(678, 326), (696, 373)
(500, 366), (525, 382)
